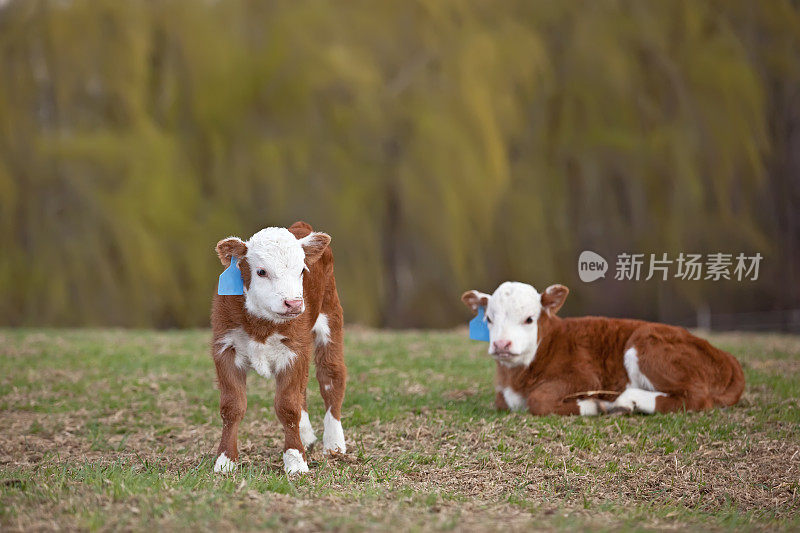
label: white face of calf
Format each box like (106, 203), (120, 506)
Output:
(216, 227), (330, 323)
(462, 281), (568, 368)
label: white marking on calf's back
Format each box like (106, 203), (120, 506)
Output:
(623, 347), (657, 391)
(619, 347), (666, 413)
(313, 313), (331, 346)
(217, 327), (297, 378)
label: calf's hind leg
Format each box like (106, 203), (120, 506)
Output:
(299, 390), (317, 448)
(608, 346), (713, 414)
(312, 306), (347, 454)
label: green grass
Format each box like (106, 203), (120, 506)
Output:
(1, 328), (799, 531)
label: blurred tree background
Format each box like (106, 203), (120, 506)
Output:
(0, 0), (798, 329)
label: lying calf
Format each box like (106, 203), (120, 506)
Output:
(462, 282), (744, 415)
(211, 221), (346, 474)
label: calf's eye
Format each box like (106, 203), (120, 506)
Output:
(257, 269), (267, 278)
(486, 317), (493, 324)
(525, 317), (534, 324)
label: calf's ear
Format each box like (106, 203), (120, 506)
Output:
(300, 232), (331, 265)
(461, 290), (490, 313)
(216, 237), (247, 266)
(541, 284), (569, 316)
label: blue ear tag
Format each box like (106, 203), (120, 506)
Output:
(469, 306), (490, 342)
(218, 256), (244, 295)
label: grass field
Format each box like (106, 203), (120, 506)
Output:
(1, 327), (799, 531)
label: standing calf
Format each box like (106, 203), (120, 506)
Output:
(211, 221), (346, 474)
(462, 282), (744, 415)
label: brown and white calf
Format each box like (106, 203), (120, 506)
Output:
(462, 282), (744, 416)
(211, 221), (346, 474)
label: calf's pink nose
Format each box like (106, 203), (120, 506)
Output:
(493, 339), (512, 352)
(284, 299), (303, 313)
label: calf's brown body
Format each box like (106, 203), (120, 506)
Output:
(496, 314), (744, 415)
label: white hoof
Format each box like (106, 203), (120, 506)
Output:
(322, 409), (346, 455)
(213, 452), (236, 473)
(283, 448), (309, 475)
(299, 410), (317, 448)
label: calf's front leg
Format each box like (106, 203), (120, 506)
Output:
(275, 358), (311, 474)
(527, 381), (601, 416)
(494, 389), (510, 411)
(214, 351), (247, 473)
